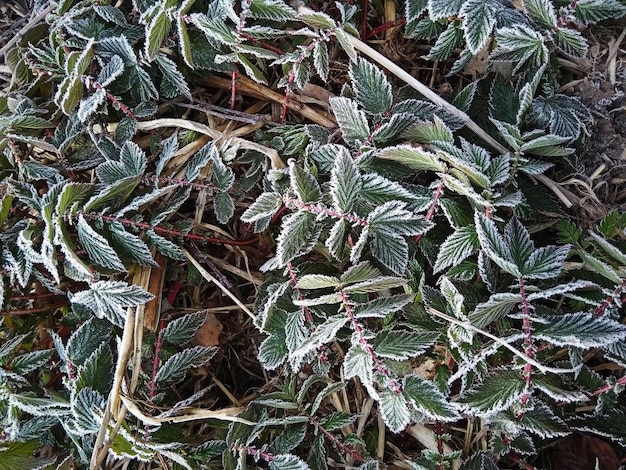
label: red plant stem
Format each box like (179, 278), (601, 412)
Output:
(309, 414), (365, 463)
(141, 176), (218, 191)
(435, 420), (446, 470)
(149, 319), (167, 401)
(286, 197), (368, 227)
(84, 77), (136, 119)
(239, 33), (285, 55)
(231, 70), (238, 110)
(591, 375), (626, 396)
(167, 282), (183, 305)
(77, 212), (259, 246)
(287, 262), (314, 324)
(366, 18), (407, 39)
(240, 445), (275, 462)
(0, 301), (69, 315)
(415, 179), (444, 242)
(340, 289), (402, 393)
(593, 279), (626, 317)
(361, 0), (369, 38)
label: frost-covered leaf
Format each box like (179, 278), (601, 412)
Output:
(161, 311), (208, 345)
(289, 161), (321, 203)
(76, 343), (114, 394)
(350, 58), (393, 114)
(354, 293), (415, 318)
(434, 226), (479, 273)
(330, 147), (361, 213)
(371, 233), (409, 274)
(523, 0), (557, 29)
(249, 0), (296, 21)
(469, 293), (520, 328)
(72, 388), (105, 433)
(403, 374), (459, 421)
(156, 53), (191, 99)
(147, 229), (186, 260)
(109, 222), (157, 267)
(145, 9), (172, 60)
(425, 22), (463, 61)
(330, 97), (370, 146)
(71, 281), (154, 327)
(491, 25), (548, 74)
(268, 454), (309, 470)
(319, 411), (357, 431)
(155, 346), (217, 387)
(241, 192), (283, 223)
(458, 369), (526, 416)
(534, 313), (626, 348)
(460, 0), (498, 54)
(258, 333), (287, 370)
(377, 145), (446, 172)
(474, 212), (520, 277)
(276, 211), (321, 265)
(521, 244), (570, 279)
(428, 0), (463, 20)
(66, 318), (112, 366)
(313, 41), (329, 81)
(214, 191), (235, 224)
(343, 344), (375, 395)
(379, 391), (410, 433)
(373, 330), (438, 359)
(77, 215), (126, 271)
(552, 28), (588, 57)
(292, 315), (349, 358)
(9, 350), (53, 375)
(573, 0), (626, 25)
(295, 274), (340, 289)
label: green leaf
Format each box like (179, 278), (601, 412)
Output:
(156, 53), (191, 99)
(521, 244), (570, 279)
(269, 454), (309, 470)
(0, 440), (55, 470)
(73, 388), (106, 434)
(249, 0), (296, 21)
(469, 293), (521, 328)
(146, 10), (172, 60)
(377, 145), (446, 172)
(146, 229), (186, 260)
(214, 191), (235, 224)
(354, 293), (415, 318)
(109, 222), (157, 267)
(343, 344), (374, 390)
(552, 28), (588, 57)
(292, 314), (349, 358)
(403, 374), (459, 421)
(523, 0), (557, 29)
(298, 10), (335, 28)
(433, 226), (480, 273)
(371, 233), (410, 274)
(350, 58), (393, 114)
(474, 212), (520, 277)
(76, 343), (114, 394)
(10, 349), (53, 375)
(319, 411), (357, 431)
(428, 0), (463, 20)
(573, 0), (626, 25)
(579, 252), (622, 284)
(534, 312), (626, 349)
(379, 391), (410, 433)
(460, 0), (498, 54)
(155, 345), (216, 387)
(373, 330), (438, 359)
(241, 192), (283, 223)
(77, 215), (126, 271)
(295, 274), (340, 289)
(276, 211), (321, 265)
(460, 452), (499, 470)
(258, 333), (287, 370)
(334, 28), (357, 61)
(329, 97), (370, 146)
(313, 41), (329, 81)
(66, 318), (112, 366)
(424, 22), (463, 61)
(330, 147), (361, 213)
(458, 369), (526, 416)
(289, 161), (321, 203)
(343, 276), (407, 293)
(589, 232), (626, 265)
(326, 219), (351, 261)
(77, 89), (106, 122)
(497, 400), (569, 438)
(177, 17), (194, 68)
(71, 281), (154, 327)
(161, 311), (208, 345)
(491, 25), (548, 74)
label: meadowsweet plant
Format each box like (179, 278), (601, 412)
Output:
(0, 0), (625, 468)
